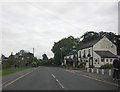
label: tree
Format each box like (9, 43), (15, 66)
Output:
(80, 31), (99, 43)
(15, 50), (34, 67)
(51, 36), (79, 65)
(42, 54), (48, 60)
(7, 52), (15, 68)
(51, 31), (120, 66)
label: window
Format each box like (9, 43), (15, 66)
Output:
(83, 50), (86, 58)
(101, 58), (104, 62)
(106, 59), (108, 62)
(95, 59), (97, 62)
(87, 49), (91, 57)
(79, 51), (81, 58)
(110, 59), (112, 62)
(88, 49), (90, 54)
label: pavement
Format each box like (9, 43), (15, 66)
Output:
(65, 68), (119, 87)
(69, 69), (117, 81)
(1, 66), (120, 90)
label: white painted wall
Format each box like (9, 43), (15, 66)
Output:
(85, 58), (89, 68)
(70, 55), (74, 59)
(93, 36), (117, 55)
(93, 51), (101, 67)
(78, 47), (93, 60)
(104, 58), (114, 65)
(93, 52), (115, 67)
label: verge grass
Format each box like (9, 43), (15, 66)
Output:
(0, 67), (32, 76)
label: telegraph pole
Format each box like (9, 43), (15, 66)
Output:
(60, 47), (63, 66)
(33, 48), (34, 62)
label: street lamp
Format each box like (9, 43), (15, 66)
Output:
(72, 46), (78, 68)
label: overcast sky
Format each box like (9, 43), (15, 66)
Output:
(1, 0), (118, 59)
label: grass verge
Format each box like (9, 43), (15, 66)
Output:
(0, 67), (32, 76)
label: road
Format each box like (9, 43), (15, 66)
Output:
(2, 66), (119, 90)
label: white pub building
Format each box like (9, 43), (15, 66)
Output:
(78, 36), (117, 68)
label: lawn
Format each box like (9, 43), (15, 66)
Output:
(0, 67), (32, 76)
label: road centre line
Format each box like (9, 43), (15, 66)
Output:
(56, 79), (64, 89)
(3, 68), (38, 88)
(51, 73), (65, 89)
(65, 69), (119, 87)
(51, 74), (55, 78)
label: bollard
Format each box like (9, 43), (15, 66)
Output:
(102, 69), (104, 75)
(109, 69), (112, 76)
(87, 68), (89, 72)
(91, 68), (94, 73)
(97, 69), (99, 74)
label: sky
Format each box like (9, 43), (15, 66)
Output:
(1, 0), (119, 59)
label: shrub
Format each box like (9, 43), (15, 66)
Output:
(79, 62), (86, 68)
(99, 64), (113, 69)
(32, 61), (37, 67)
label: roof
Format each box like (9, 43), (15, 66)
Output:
(79, 37), (102, 50)
(95, 51), (117, 58)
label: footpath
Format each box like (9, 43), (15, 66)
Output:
(65, 68), (120, 91)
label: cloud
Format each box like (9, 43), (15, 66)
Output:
(1, 1), (118, 58)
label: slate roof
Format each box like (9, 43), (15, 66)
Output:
(95, 51), (117, 58)
(79, 37), (102, 50)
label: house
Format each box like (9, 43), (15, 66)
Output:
(78, 36), (117, 68)
(1, 54), (8, 62)
(64, 52), (77, 67)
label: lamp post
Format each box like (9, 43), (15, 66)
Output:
(72, 46), (77, 68)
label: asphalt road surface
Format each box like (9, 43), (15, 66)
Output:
(2, 66), (119, 90)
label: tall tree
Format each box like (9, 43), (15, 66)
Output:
(80, 31), (99, 43)
(51, 36), (79, 65)
(7, 52), (15, 67)
(42, 54), (48, 60)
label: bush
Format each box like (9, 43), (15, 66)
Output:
(99, 64), (113, 69)
(79, 62), (86, 68)
(39, 60), (53, 66)
(32, 61), (37, 67)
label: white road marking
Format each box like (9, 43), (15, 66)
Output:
(2, 81), (9, 85)
(3, 74), (25, 88)
(56, 79), (64, 89)
(3, 68), (37, 88)
(51, 73), (65, 89)
(65, 69), (119, 87)
(51, 74), (55, 78)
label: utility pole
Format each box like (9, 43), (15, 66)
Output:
(33, 48), (34, 62)
(60, 47), (63, 66)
